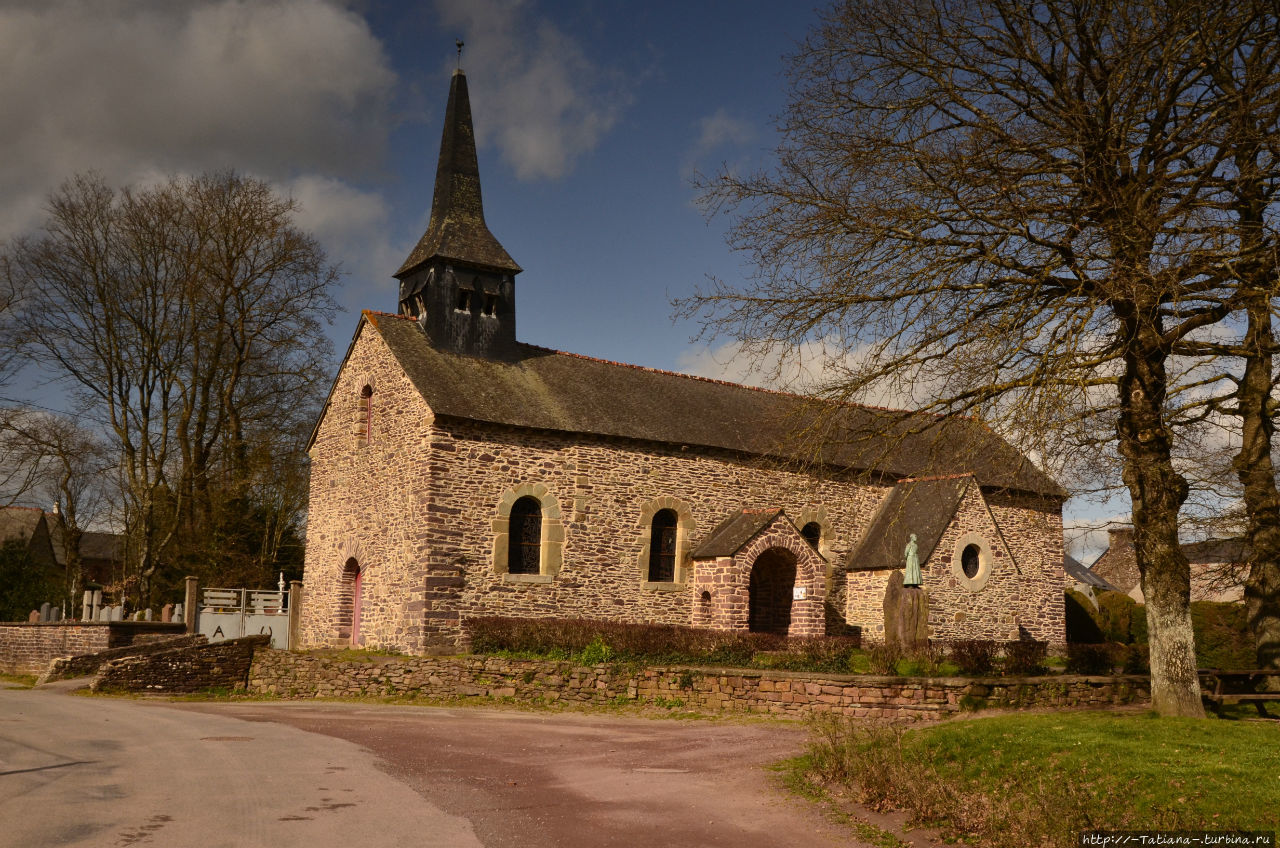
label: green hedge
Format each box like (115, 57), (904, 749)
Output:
(464, 616), (863, 670)
(1065, 590), (1255, 670)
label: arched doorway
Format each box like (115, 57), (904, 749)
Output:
(338, 558), (363, 645)
(749, 548), (797, 635)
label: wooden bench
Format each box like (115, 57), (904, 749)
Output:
(1199, 669), (1280, 717)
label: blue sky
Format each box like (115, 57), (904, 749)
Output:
(0, 0), (1124, 559)
(361, 1), (823, 371)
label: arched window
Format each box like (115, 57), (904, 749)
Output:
(507, 497), (542, 575)
(800, 522), (822, 550)
(648, 509), (678, 582)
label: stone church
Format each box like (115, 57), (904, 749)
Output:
(299, 69), (1068, 653)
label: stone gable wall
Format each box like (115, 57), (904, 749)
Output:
(248, 650), (1149, 721)
(302, 326), (1066, 654)
(845, 488), (1064, 645)
(301, 324), (438, 652)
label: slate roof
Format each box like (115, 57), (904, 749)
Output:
(845, 475), (972, 571)
(396, 70), (520, 278)
(0, 506), (44, 544)
(1183, 537), (1247, 565)
(363, 312), (1064, 498)
(692, 508), (787, 559)
(1063, 554), (1120, 592)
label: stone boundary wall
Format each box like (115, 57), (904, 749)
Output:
(248, 651), (1150, 721)
(0, 621), (187, 675)
(37, 635), (208, 684)
(91, 635), (269, 694)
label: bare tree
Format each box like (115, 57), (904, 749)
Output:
(0, 407), (111, 608)
(686, 0), (1280, 715)
(5, 172), (339, 606)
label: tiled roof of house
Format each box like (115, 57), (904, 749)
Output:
(366, 313), (1065, 498)
(845, 475), (971, 571)
(396, 69), (520, 278)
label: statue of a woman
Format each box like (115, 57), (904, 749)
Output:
(903, 533), (922, 587)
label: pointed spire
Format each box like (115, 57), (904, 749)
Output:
(396, 69), (520, 278)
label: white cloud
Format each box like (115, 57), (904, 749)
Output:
(284, 175), (405, 305)
(0, 0), (397, 241)
(676, 337), (940, 410)
(695, 108), (755, 153)
(433, 0), (625, 180)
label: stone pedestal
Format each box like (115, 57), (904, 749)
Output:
(883, 570), (929, 648)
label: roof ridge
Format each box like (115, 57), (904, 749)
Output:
(366, 310), (957, 421)
(897, 472), (976, 483)
(518, 342), (936, 416)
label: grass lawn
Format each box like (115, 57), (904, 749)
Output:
(805, 710), (1280, 847)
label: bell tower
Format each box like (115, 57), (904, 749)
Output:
(396, 67), (522, 360)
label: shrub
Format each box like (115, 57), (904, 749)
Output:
(949, 640), (999, 676)
(464, 616), (848, 669)
(1066, 642), (1120, 675)
(1064, 590), (1104, 643)
(867, 642), (903, 675)
(1003, 640), (1048, 676)
(1122, 643), (1149, 674)
(1191, 601), (1255, 670)
(1096, 591), (1138, 643)
(578, 635), (614, 665)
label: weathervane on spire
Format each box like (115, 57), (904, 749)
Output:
(456, 39), (464, 69)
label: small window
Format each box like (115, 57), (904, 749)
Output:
(482, 293), (498, 317)
(648, 509), (678, 582)
(508, 497), (542, 575)
(455, 289), (472, 312)
(358, 384), (373, 444)
(800, 522), (821, 550)
(961, 544), (981, 578)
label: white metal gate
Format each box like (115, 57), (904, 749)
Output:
(198, 588), (290, 649)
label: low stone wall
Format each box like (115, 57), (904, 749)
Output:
(91, 635), (269, 694)
(37, 635), (208, 683)
(0, 621), (187, 675)
(248, 651), (1150, 721)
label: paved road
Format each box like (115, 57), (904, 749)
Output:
(1, 687), (856, 847)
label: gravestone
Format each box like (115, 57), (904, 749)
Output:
(28, 610), (40, 623)
(39, 603), (51, 622)
(883, 570), (929, 648)
(161, 604), (174, 623)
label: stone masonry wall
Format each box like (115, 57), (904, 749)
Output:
(248, 650), (1149, 721)
(302, 322), (439, 652)
(90, 635), (269, 694)
(38, 635), (207, 683)
(0, 621), (187, 675)
(845, 488), (1065, 646)
(302, 325), (1066, 654)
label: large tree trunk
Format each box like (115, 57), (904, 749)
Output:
(1118, 309), (1204, 717)
(1235, 298), (1280, 675)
